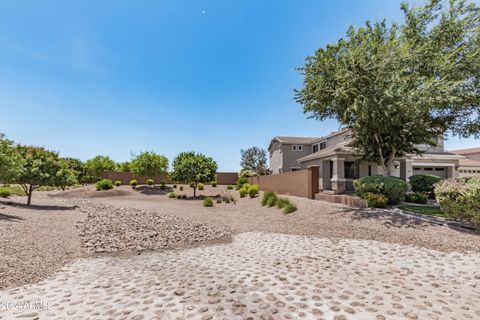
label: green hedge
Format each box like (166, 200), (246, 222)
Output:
(435, 178), (480, 226)
(409, 174), (441, 195)
(96, 179), (114, 191)
(353, 175), (408, 205)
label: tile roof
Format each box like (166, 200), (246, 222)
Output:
(450, 147), (480, 155)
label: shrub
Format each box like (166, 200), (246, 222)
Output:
(168, 192), (176, 198)
(182, 194), (187, 199)
(211, 181), (217, 187)
(409, 174), (442, 195)
(248, 185), (259, 198)
(266, 194), (278, 207)
(147, 179), (154, 186)
(180, 186), (184, 191)
(353, 176), (408, 204)
(203, 197), (214, 207)
(227, 185), (234, 190)
(239, 188), (247, 198)
(276, 198), (288, 209)
(160, 180), (166, 189)
(365, 192), (388, 208)
(114, 180), (122, 187)
(96, 179), (114, 191)
(405, 192), (428, 204)
(198, 183), (205, 190)
(216, 197), (222, 203)
(130, 179), (138, 188)
(262, 191), (276, 206)
(173, 184), (177, 188)
(284, 203), (297, 214)
(236, 176), (249, 189)
(176, 194), (182, 199)
(0, 187), (11, 198)
(435, 178), (480, 226)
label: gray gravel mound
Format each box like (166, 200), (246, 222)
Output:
(71, 200), (232, 253)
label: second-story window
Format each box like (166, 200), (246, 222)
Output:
(292, 145), (303, 151)
(319, 141), (327, 150)
(312, 144), (319, 153)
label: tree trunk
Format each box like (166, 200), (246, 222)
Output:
(384, 151), (397, 177)
(193, 186), (197, 198)
(27, 185), (33, 206)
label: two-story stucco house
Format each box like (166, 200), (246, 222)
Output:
(268, 129), (464, 194)
(450, 147), (480, 177)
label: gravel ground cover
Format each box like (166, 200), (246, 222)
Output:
(71, 199), (233, 253)
(55, 185), (480, 253)
(0, 198), (86, 289)
(1, 232), (479, 320)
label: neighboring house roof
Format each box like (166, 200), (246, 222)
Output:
(268, 128), (350, 151)
(450, 147), (480, 155)
(297, 140), (353, 163)
(459, 157), (480, 168)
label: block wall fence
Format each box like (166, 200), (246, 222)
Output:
(102, 171), (238, 185)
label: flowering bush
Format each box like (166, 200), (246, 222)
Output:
(365, 192), (388, 208)
(435, 178), (480, 226)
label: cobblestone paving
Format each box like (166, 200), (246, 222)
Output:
(1, 232), (479, 320)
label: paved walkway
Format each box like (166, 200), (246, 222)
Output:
(1, 232), (479, 320)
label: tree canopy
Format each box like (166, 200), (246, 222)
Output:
(0, 135), (22, 183)
(295, 0), (480, 174)
(130, 151), (168, 180)
(171, 151), (217, 197)
(240, 147), (268, 176)
(84, 155), (117, 182)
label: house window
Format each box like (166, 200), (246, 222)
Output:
(292, 145), (303, 151)
(319, 141), (327, 150)
(344, 161), (359, 179)
(312, 144), (319, 153)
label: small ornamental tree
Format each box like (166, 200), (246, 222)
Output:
(62, 157), (85, 183)
(171, 152), (218, 197)
(130, 151), (169, 185)
(118, 161), (131, 172)
(55, 159), (79, 191)
(0, 135), (22, 183)
(14, 145), (63, 205)
(84, 155), (117, 182)
(240, 147), (268, 176)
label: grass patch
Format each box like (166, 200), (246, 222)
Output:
(398, 205), (446, 218)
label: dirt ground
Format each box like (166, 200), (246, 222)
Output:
(54, 184), (480, 253)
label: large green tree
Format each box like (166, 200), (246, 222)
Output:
(295, 0), (480, 175)
(84, 155), (117, 182)
(130, 151), (169, 185)
(171, 152), (217, 197)
(14, 145), (63, 205)
(0, 134), (22, 183)
(240, 147), (268, 176)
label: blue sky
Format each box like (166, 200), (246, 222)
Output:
(0, 0), (478, 171)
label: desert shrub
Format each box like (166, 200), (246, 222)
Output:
(160, 180), (166, 189)
(176, 194), (182, 199)
(365, 192), (388, 208)
(283, 203), (297, 214)
(409, 174), (441, 196)
(198, 183), (205, 190)
(0, 187), (11, 198)
(182, 194), (187, 199)
(179, 186), (184, 191)
(227, 185), (234, 190)
(236, 176), (249, 189)
(353, 176), (408, 204)
(147, 179), (154, 186)
(405, 192), (428, 204)
(96, 179), (114, 191)
(216, 197), (222, 203)
(262, 191), (276, 206)
(173, 184), (177, 188)
(248, 185), (259, 198)
(203, 197), (214, 207)
(435, 178), (480, 226)
(266, 194), (278, 207)
(211, 181), (217, 187)
(130, 179), (138, 188)
(114, 180), (122, 187)
(168, 192), (176, 198)
(239, 187), (247, 198)
(276, 198), (288, 209)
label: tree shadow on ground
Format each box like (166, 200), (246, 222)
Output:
(332, 206), (479, 235)
(134, 185), (173, 196)
(0, 212), (24, 222)
(0, 200), (76, 211)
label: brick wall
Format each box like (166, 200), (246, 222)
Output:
(248, 166), (319, 199)
(103, 171), (239, 185)
(216, 172), (238, 185)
